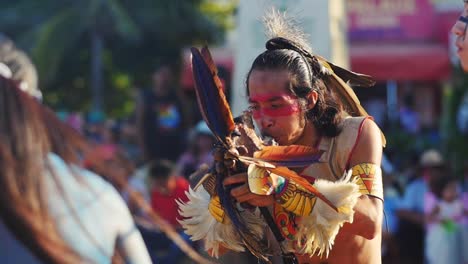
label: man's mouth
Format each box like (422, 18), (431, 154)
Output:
(261, 132), (278, 146)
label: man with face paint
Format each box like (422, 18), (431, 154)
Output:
(220, 12), (385, 264)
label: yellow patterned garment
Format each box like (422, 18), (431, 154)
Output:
(274, 116), (383, 241)
(247, 165), (274, 195)
(350, 163), (383, 201)
(208, 195), (227, 223)
(275, 179), (317, 216)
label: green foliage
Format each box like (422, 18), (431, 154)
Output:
(1, 0), (237, 117)
(380, 65), (468, 175)
(200, 0), (238, 31)
(441, 66), (468, 175)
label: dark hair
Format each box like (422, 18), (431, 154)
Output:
(429, 175), (457, 199)
(0, 75), (84, 263)
(0, 75), (142, 263)
(246, 37), (344, 137)
(149, 159), (175, 180)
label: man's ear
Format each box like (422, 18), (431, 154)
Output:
(306, 90), (318, 109)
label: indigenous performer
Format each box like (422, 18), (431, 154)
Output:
(179, 10), (385, 264)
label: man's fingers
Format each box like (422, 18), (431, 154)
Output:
(236, 146), (248, 156)
(223, 173), (247, 186)
(213, 148), (225, 161)
(223, 159), (236, 169)
(234, 192), (258, 203)
(230, 184), (250, 197)
(235, 194), (275, 207)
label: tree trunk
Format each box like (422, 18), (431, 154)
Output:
(91, 29), (103, 113)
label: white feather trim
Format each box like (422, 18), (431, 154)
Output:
(177, 186), (265, 258)
(285, 170), (360, 258)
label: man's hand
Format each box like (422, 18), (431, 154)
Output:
(223, 172), (275, 207)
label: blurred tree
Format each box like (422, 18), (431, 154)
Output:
(0, 0), (237, 116)
(440, 66), (468, 176)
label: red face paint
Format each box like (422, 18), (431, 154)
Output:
(249, 92), (301, 119)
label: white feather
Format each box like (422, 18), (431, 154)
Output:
(263, 8), (312, 53)
(284, 170), (360, 258)
(177, 186), (266, 258)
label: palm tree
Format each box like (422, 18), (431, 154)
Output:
(0, 0), (236, 113)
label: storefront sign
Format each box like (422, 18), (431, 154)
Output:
(348, 0), (435, 41)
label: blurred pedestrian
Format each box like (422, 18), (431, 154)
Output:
(399, 94), (420, 135)
(136, 64), (188, 162)
(119, 117), (143, 166)
(146, 160), (191, 263)
(425, 176), (467, 264)
(175, 121), (215, 179)
(395, 149), (445, 264)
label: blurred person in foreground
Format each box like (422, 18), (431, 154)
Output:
(0, 35), (151, 264)
(84, 144), (214, 264)
(179, 10), (385, 264)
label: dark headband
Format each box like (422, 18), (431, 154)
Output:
(265, 37), (324, 80)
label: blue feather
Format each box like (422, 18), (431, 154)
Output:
(191, 48), (234, 143)
(215, 171), (247, 232)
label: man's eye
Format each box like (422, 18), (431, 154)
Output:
(270, 104), (282, 109)
(249, 105), (259, 111)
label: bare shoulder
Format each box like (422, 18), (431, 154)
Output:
(349, 118), (383, 166)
